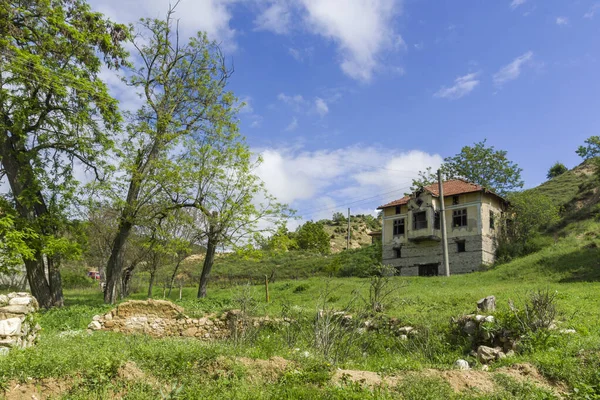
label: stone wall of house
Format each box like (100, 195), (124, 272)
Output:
(383, 234), (489, 276)
(88, 299), (273, 340)
(0, 293), (40, 356)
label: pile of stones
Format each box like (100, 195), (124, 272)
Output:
(0, 292), (40, 356)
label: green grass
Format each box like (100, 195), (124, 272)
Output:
(2, 219), (600, 398)
(527, 159), (596, 207)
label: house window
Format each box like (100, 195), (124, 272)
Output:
(413, 211), (427, 230)
(418, 264), (439, 276)
(393, 219), (405, 235)
(434, 211), (441, 229)
(395, 205), (401, 214)
(489, 211), (495, 230)
(457, 240), (466, 253)
(453, 208), (467, 228)
(395, 248), (402, 258)
(453, 195), (460, 205)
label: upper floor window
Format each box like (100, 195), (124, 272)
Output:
(452, 195), (460, 205)
(393, 219), (405, 235)
(434, 211), (441, 229)
(489, 211), (496, 230)
(413, 211), (427, 230)
(395, 205), (401, 214)
(453, 208), (467, 228)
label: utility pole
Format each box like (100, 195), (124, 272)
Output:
(438, 169), (450, 277)
(347, 208), (351, 251)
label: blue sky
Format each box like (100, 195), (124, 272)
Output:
(92, 0), (600, 223)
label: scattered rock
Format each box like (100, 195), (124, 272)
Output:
(463, 321), (477, 335)
(560, 329), (576, 334)
(477, 296), (496, 312)
(87, 321), (102, 331)
(477, 345), (504, 364)
(454, 359), (470, 370)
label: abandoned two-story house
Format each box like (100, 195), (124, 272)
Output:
(377, 179), (507, 276)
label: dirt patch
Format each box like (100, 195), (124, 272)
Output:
(236, 356), (293, 382)
(497, 363), (566, 396)
(4, 378), (70, 400)
(332, 363), (564, 397)
(333, 369), (400, 387)
(429, 370), (495, 393)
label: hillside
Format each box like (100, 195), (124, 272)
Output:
(320, 214), (381, 253)
(527, 159), (598, 208)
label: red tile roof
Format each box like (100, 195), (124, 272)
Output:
(377, 179), (492, 209)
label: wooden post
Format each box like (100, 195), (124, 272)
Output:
(264, 275), (270, 303)
(438, 169), (450, 277)
(347, 208), (351, 250)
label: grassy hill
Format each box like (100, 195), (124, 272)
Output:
(320, 214), (381, 253)
(527, 158), (597, 208)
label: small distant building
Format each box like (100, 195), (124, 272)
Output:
(367, 231), (382, 244)
(377, 179), (507, 276)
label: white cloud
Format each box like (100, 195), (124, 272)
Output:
(556, 16), (569, 26)
(277, 93), (308, 111)
(254, 2), (292, 34)
(434, 72), (480, 100)
(315, 98), (329, 117)
(89, 0), (236, 50)
(510, 0), (527, 10)
(284, 117), (299, 132)
(414, 42), (424, 50)
(299, 0), (403, 82)
(493, 51), (534, 87)
(584, 4), (600, 19)
(254, 146), (443, 221)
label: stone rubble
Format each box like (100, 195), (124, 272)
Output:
(0, 292), (40, 355)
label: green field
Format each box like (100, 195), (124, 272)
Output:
(2, 215), (600, 399)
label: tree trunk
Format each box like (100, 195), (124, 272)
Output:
(0, 135), (60, 308)
(197, 236), (217, 298)
(147, 271), (156, 298)
(104, 219), (133, 304)
(120, 261), (138, 299)
(47, 257), (64, 307)
(24, 258), (53, 308)
(167, 258), (183, 297)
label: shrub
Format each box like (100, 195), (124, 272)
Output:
(546, 162), (568, 179)
(293, 283), (310, 293)
(508, 289), (558, 334)
(61, 270), (98, 289)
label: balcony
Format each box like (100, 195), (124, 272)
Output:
(407, 226), (442, 242)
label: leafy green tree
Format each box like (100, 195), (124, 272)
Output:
(411, 140), (523, 196)
(296, 221), (330, 254)
(0, 0), (129, 307)
(101, 6), (237, 304)
(168, 134), (292, 298)
(261, 226), (298, 252)
(443, 140), (523, 196)
(497, 192), (560, 259)
(546, 162), (568, 179)
(576, 136), (600, 160)
(332, 212), (346, 225)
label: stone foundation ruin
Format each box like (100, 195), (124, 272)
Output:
(0, 293), (40, 356)
(88, 299), (267, 340)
